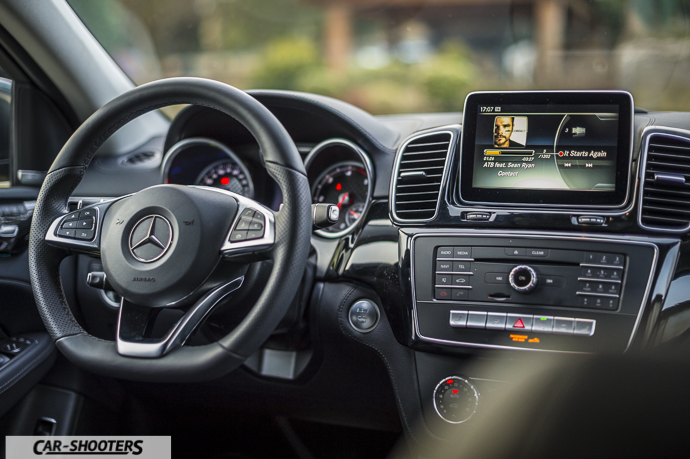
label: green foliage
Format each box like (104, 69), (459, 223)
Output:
(252, 37), (320, 89)
(418, 42), (475, 112)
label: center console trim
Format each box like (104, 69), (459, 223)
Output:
(409, 231), (659, 353)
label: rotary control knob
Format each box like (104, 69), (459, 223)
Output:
(433, 376), (479, 424)
(509, 265), (538, 293)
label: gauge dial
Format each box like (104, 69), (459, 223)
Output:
(196, 159), (254, 198)
(312, 162), (370, 233)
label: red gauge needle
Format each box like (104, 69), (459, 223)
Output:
(337, 192), (349, 209)
(348, 209), (360, 218)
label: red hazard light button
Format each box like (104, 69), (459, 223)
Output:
(506, 314), (533, 332)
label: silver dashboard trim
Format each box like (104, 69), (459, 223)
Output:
(456, 90), (636, 214)
(409, 231), (659, 354)
(636, 126), (690, 233)
(389, 128), (458, 225)
(304, 138), (375, 239)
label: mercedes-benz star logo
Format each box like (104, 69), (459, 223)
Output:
(129, 215), (173, 263)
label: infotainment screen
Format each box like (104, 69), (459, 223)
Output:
(459, 91), (633, 208)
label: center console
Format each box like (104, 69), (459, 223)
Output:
(412, 234), (657, 353)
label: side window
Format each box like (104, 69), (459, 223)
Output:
(0, 68), (10, 187)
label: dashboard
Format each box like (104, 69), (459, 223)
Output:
(67, 88), (690, 442)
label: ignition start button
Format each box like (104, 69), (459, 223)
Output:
(348, 299), (380, 333)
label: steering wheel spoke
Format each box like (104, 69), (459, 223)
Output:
(117, 276), (244, 358)
(44, 197), (124, 254)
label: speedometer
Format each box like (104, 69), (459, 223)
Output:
(312, 162), (370, 233)
(196, 159), (254, 198)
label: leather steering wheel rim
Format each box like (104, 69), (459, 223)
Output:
(28, 77), (312, 382)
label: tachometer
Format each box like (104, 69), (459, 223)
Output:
(312, 162), (370, 233)
(196, 159), (254, 198)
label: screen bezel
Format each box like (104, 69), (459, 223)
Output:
(458, 91), (633, 208)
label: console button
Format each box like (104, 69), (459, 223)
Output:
(581, 267), (595, 278)
(79, 208), (97, 219)
(527, 249), (548, 257)
(454, 247), (472, 259)
(610, 270), (622, 281)
(594, 283), (607, 294)
(509, 265), (538, 293)
(580, 296), (618, 311)
(57, 228), (76, 238)
(436, 274), (451, 286)
(574, 319), (596, 336)
(543, 276), (565, 288)
(553, 317), (575, 334)
(453, 261), (471, 273)
(465, 212), (491, 221)
(449, 311), (468, 328)
(611, 254), (624, 267)
(452, 289), (468, 300)
(486, 312), (507, 330)
(452, 275), (471, 287)
(532, 316), (554, 333)
(77, 218), (94, 230)
(75, 229), (95, 240)
(505, 248), (526, 256)
(435, 288), (451, 300)
(605, 283), (620, 295)
(436, 261), (453, 272)
(467, 312), (487, 329)
(579, 281), (594, 293)
(485, 273), (508, 284)
(506, 314), (533, 331)
(583, 252), (600, 264)
(437, 247), (454, 258)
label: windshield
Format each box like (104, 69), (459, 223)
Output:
(68, 0), (690, 114)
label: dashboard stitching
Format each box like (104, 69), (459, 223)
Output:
(336, 286), (421, 444)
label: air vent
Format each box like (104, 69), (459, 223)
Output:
(392, 131), (453, 222)
(640, 134), (690, 231)
(120, 151), (159, 167)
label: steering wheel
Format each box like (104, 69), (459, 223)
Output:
(27, 78), (312, 382)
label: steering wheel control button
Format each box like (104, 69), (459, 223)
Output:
(77, 218), (94, 229)
(63, 212), (79, 221)
(532, 316), (554, 333)
(506, 314), (533, 332)
(466, 311), (487, 329)
(79, 208), (97, 219)
(553, 317), (576, 335)
(230, 231), (247, 241)
(57, 228), (76, 238)
(486, 312), (507, 330)
(129, 215), (173, 263)
(61, 220), (78, 229)
(449, 311), (468, 327)
(433, 376), (479, 424)
(235, 218), (252, 231)
(509, 265), (538, 292)
(348, 300), (380, 333)
(574, 319), (596, 336)
(435, 288), (451, 300)
(249, 218), (264, 231)
(76, 229), (95, 240)
(240, 208), (256, 219)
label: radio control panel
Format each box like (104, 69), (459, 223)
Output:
(412, 235), (657, 353)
